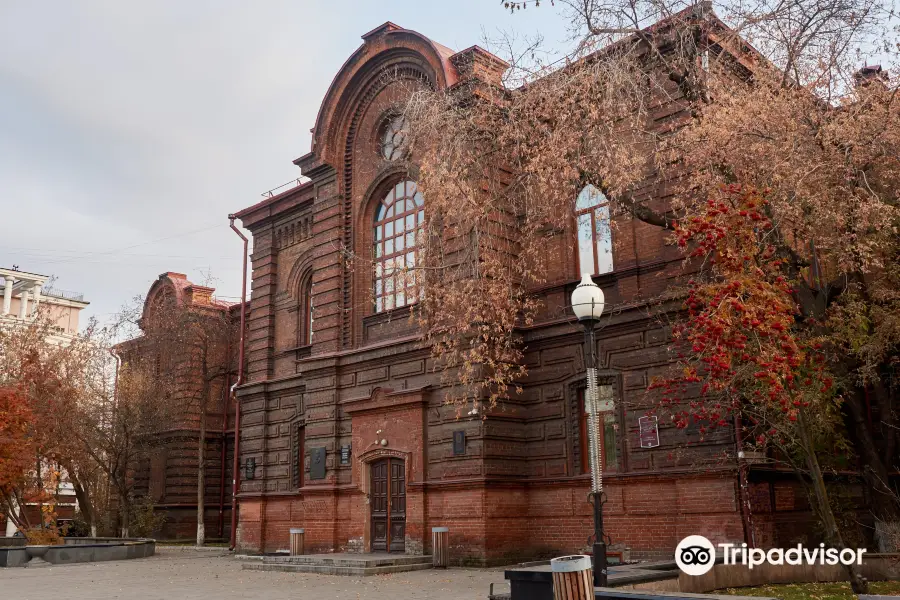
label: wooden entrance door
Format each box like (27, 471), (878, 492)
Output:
(370, 458), (406, 552)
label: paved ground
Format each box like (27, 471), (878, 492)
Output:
(0, 546), (509, 600)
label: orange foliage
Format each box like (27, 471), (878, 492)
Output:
(0, 387), (36, 499)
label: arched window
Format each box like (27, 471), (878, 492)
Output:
(576, 185), (613, 276)
(380, 115), (408, 161)
(296, 272), (313, 347)
(374, 180), (424, 312)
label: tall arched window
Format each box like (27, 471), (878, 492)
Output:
(576, 185), (613, 276)
(374, 180), (424, 312)
(296, 272), (313, 347)
(302, 277), (313, 345)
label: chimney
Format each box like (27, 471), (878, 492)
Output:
(449, 46), (510, 88)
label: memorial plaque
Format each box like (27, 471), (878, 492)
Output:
(340, 445), (351, 465)
(309, 447), (327, 480)
(244, 457), (256, 480)
(452, 430), (466, 456)
(639, 416), (660, 448)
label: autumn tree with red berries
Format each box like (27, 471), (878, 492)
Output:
(396, 0), (898, 591)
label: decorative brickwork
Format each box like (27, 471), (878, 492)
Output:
(118, 272), (244, 541)
(230, 22), (750, 563)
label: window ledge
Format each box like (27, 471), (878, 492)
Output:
(364, 303), (415, 327)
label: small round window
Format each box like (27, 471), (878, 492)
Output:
(380, 114), (408, 161)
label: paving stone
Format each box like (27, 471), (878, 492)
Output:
(0, 546), (508, 600)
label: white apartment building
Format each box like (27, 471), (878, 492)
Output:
(0, 267), (89, 342)
(1, 266), (89, 536)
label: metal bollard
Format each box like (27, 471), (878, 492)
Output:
(551, 555), (593, 600)
(432, 527), (449, 568)
(289, 528), (305, 556)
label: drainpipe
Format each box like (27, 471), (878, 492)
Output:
(228, 215), (248, 551)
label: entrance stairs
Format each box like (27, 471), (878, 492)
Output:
(242, 552), (433, 576)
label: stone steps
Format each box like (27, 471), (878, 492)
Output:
(242, 554), (434, 576)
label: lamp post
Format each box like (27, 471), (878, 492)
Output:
(571, 273), (607, 588)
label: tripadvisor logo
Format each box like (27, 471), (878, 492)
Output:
(675, 535), (716, 576)
(675, 535), (867, 576)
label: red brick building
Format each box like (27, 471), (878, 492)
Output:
(230, 14), (891, 562)
(120, 272), (242, 541)
(228, 21), (762, 564)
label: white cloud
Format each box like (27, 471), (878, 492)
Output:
(0, 0), (569, 324)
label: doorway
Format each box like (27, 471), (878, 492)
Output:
(370, 458), (406, 552)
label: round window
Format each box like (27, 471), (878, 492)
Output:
(380, 114), (409, 161)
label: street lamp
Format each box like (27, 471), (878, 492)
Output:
(571, 273), (607, 587)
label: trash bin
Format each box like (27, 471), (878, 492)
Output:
(289, 528), (305, 556)
(550, 555), (593, 600)
(432, 527), (449, 568)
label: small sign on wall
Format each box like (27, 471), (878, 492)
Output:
(340, 445), (351, 465)
(309, 447), (326, 480)
(452, 430), (466, 456)
(639, 416), (660, 448)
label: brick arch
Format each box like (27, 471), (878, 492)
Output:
(285, 256), (315, 302)
(356, 447), (410, 493)
(140, 272), (189, 330)
(336, 61), (436, 347)
(309, 24), (458, 168)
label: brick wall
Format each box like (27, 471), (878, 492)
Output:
(231, 23), (748, 562)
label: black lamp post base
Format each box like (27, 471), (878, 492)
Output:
(593, 541), (608, 587)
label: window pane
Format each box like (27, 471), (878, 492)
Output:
(577, 213), (595, 275)
(595, 204), (613, 274)
(576, 184), (604, 211)
(374, 179), (423, 313)
(603, 413), (617, 470)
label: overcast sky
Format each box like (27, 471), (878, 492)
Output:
(0, 1), (570, 326)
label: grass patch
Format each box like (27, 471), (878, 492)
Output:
(719, 580), (900, 600)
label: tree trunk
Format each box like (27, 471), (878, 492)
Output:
(118, 489), (130, 538)
(35, 455), (44, 530)
(196, 397), (207, 547)
(844, 390), (900, 552)
(798, 410), (868, 594)
(68, 468), (95, 537)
